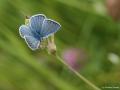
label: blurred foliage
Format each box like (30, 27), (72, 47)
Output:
(0, 0), (120, 90)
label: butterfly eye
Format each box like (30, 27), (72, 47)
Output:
(25, 16), (30, 19)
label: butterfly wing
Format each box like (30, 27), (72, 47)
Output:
(19, 25), (32, 38)
(41, 19), (61, 38)
(29, 14), (46, 34)
(24, 36), (40, 50)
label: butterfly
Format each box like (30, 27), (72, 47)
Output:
(19, 14), (61, 50)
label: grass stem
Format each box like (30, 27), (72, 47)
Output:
(55, 55), (101, 90)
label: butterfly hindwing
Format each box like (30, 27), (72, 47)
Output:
(24, 36), (40, 50)
(41, 19), (61, 38)
(19, 25), (32, 38)
(29, 14), (46, 34)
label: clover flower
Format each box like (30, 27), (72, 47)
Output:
(62, 48), (87, 70)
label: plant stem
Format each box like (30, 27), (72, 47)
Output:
(55, 55), (101, 90)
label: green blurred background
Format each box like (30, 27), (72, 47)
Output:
(0, 0), (120, 90)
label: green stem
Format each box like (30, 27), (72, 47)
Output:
(55, 55), (101, 90)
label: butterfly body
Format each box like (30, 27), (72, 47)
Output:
(19, 14), (61, 50)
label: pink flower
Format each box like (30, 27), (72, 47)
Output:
(62, 48), (87, 70)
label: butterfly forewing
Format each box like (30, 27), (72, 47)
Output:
(29, 14), (46, 34)
(41, 19), (61, 38)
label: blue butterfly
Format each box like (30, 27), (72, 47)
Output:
(19, 14), (61, 50)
